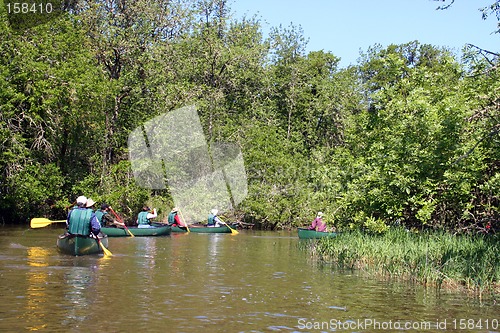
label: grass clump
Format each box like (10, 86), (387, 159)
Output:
(312, 227), (499, 293)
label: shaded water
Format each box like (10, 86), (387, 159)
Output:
(0, 226), (497, 332)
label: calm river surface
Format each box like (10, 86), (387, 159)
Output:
(0, 226), (498, 332)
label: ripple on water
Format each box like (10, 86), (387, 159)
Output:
(328, 305), (347, 311)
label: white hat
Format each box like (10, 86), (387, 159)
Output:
(76, 196), (87, 205)
(86, 198), (96, 207)
(211, 209), (218, 216)
(317, 212), (323, 217)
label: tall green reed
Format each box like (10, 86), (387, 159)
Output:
(312, 227), (499, 292)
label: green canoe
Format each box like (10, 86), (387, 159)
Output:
(170, 225), (232, 233)
(57, 234), (109, 256)
(297, 228), (337, 239)
(101, 225), (171, 237)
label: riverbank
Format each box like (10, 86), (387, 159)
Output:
(309, 228), (499, 295)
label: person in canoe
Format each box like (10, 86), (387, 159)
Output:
(95, 203), (126, 228)
(137, 205), (157, 228)
(207, 209), (226, 227)
(167, 207), (184, 227)
(66, 196), (101, 237)
(308, 212), (327, 232)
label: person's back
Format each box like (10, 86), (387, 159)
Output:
(168, 208), (181, 226)
(137, 206), (157, 228)
(67, 196), (100, 236)
(207, 213), (215, 226)
(68, 207), (93, 235)
(309, 212), (326, 232)
(315, 218), (326, 232)
(207, 209), (224, 227)
(97, 204), (125, 228)
(137, 211), (149, 226)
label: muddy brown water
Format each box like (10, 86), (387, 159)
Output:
(0, 226), (498, 332)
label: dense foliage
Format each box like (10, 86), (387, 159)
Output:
(0, 0), (498, 233)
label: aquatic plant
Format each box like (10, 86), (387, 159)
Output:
(312, 228), (499, 293)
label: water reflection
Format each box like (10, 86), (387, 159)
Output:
(27, 247), (50, 267)
(24, 247), (50, 331)
(136, 237), (158, 269)
(63, 266), (95, 325)
(207, 234), (222, 273)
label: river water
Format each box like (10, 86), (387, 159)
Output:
(0, 226), (497, 332)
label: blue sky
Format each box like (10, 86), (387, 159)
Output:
(230, 0), (499, 67)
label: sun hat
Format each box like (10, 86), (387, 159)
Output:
(86, 198), (96, 207)
(76, 196), (87, 205)
(317, 212), (323, 217)
(211, 209), (218, 216)
(172, 207), (179, 212)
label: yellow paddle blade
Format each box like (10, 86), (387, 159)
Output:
(98, 239), (113, 256)
(30, 218), (66, 229)
(219, 217), (239, 235)
(227, 225), (239, 235)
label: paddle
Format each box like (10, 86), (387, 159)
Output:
(92, 234), (112, 256)
(219, 217), (239, 235)
(30, 218), (66, 229)
(109, 208), (135, 237)
(65, 201), (76, 211)
(179, 210), (190, 233)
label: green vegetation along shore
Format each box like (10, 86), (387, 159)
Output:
(0, 1), (498, 235)
(309, 228), (499, 294)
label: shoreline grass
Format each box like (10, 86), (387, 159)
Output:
(309, 228), (499, 295)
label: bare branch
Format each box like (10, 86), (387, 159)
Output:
(434, 0), (455, 11)
(466, 43), (500, 58)
(453, 125), (500, 165)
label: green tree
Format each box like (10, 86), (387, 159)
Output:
(0, 10), (111, 222)
(327, 40), (499, 233)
